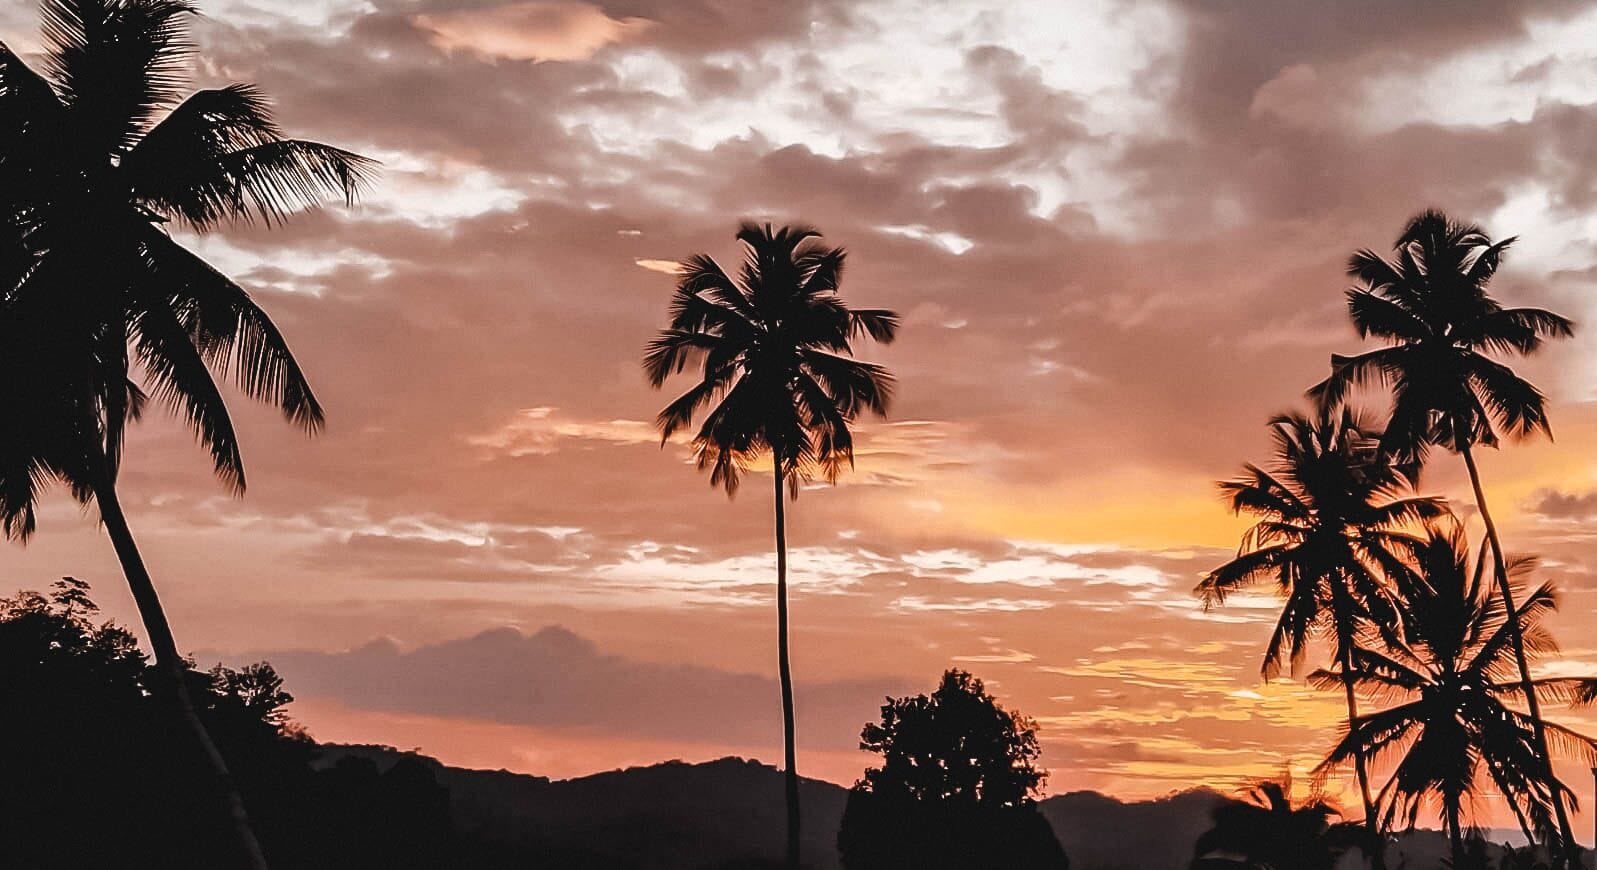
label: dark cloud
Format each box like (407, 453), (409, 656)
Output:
(229, 624), (909, 749)
(1528, 487), (1597, 520)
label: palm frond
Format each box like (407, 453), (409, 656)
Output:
(129, 301), (244, 491)
(1466, 353), (1551, 440)
(1460, 306), (1573, 356)
(127, 86), (376, 228)
(643, 328), (728, 388)
(42, 0), (197, 152)
(1195, 545), (1288, 607)
(1347, 289), (1429, 343)
(140, 228), (325, 432)
(848, 308), (899, 344)
(1309, 347), (1408, 411)
(799, 349), (893, 419)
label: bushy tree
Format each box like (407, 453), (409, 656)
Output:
(838, 670), (1068, 869)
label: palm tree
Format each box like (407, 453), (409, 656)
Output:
(644, 222), (897, 867)
(0, 2), (372, 867)
(1316, 531), (1597, 868)
(1197, 408), (1442, 854)
(1190, 778), (1369, 870)
(1310, 210), (1578, 854)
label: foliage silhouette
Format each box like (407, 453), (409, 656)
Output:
(1442, 837), (1555, 870)
(1310, 209), (1578, 855)
(1196, 407), (1441, 848)
(0, 579), (451, 869)
(645, 222), (897, 868)
(1189, 779), (1369, 870)
(837, 669), (1068, 869)
(1314, 530), (1597, 867)
(0, 1), (373, 864)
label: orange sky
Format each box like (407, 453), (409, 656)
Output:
(6, 0), (1597, 839)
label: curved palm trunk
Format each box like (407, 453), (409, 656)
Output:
(1330, 581), (1384, 870)
(1461, 445), (1575, 861)
(92, 470), (270, 870)
(772, 452), (800, 869)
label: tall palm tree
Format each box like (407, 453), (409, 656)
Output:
(1197, 408), (1442, 855)
(0, 2), (372, 867)
(644, 222), (897, 867)
(1316, 531), (1597, 868)
(1310, 210), (1578, 854)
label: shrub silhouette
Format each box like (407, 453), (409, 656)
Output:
(0, 579), (449, 869)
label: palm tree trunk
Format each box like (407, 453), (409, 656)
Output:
(92, 468), (270, 870)
(1331, 582), (1384, 870)
(772, 451), (800, 869)
(1445, 795), (1464, 869)
(1461, 444), (1576, 860)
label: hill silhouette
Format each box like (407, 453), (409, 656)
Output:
(327, 745), (1468, 869)
(328, 746), (846, 868)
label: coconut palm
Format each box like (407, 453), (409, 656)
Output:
(1310, 210), (1578, 854)
(0, 2), (372, 866)
(644, 222), (896, 868)
(1190, 778), (1370, 870)
(1197, 407), (1442, 850)
(1315, 531), (1597, 868)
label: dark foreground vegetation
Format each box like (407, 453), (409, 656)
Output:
(1196, 212), (1597, 869)
(0, 580), (451, 869)
(0, 579), (1546, 869)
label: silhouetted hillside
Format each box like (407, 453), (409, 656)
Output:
(329, 746), (1510, 870)
(1040, 789), (1230, 870)
(328, 746), (850, 868)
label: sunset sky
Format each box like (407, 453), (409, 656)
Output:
(6, 0), (1597, 833)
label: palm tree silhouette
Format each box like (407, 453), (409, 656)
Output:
(644, 222), (897, 868)
(0, 2), (372, 866)
(1310, 210), (1578, 855)
(1190, 778), (1367, 870)
(1316, 530), (1597, 867)
(1197, 408), (1442, 857)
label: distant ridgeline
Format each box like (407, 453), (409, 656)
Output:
(0, 581), (1502, 869)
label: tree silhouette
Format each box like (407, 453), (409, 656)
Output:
(0, 579), (453, 869)
(1310, 210), (1578, 855)
(1196, 407), (1441, 851)
(837, 669), (1068, 869)
(1190, 779), (1367, 870)
(1315, 530), (1597, 867)
(0, 2), (372, 865)
(645, 222), (897, 868)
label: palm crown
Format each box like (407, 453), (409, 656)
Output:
(0, 0), (374, 535)
(1315, 531), (1597, 840)
(1309, 210), (1573, 459)
(644, 222), (898, 494)
(1197, 408), (1442, 678)
(1191, 779), (1363, 870)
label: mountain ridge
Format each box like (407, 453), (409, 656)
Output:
(324, 744), (1259, 869)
